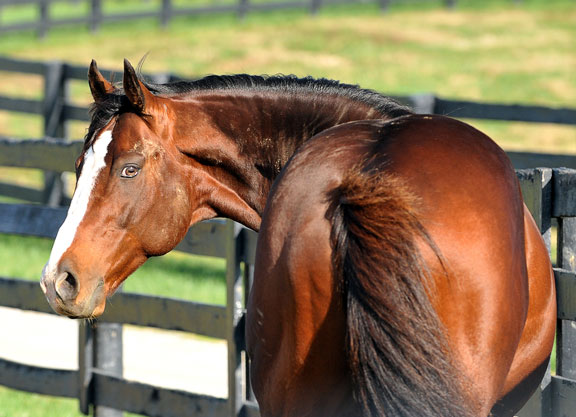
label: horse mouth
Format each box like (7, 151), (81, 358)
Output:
(41, 268), (107, 319)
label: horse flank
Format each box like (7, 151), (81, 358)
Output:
(327, 165), (476, 417)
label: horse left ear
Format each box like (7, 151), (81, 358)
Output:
(88, 60), (115, 103)
(123, 59), (155, 114)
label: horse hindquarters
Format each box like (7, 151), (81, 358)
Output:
(248, 116), (545, 417)
(491, 206), (557, 416)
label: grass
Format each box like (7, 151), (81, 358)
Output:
(0, 1), (574, 150)
(0, 1), (571, 415)
(0, 387), (88, 417)
(0, 234), (226, 304)
(0, 386), (143, 417)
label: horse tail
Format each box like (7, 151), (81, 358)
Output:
(327, 167), (475, 417)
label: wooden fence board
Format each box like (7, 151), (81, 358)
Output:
(100, 292), (227, 338)
(0, 277), (55, 314)
(0, 182), (44, 203)
(0, 203), (67, 238)
(0, 358), (77, 398)
(0, 95), (42, 114)
(551, 375), (576, 417)
(0, 22), (43, 33)
(242, 228), (258, 264)
(517, 168), (553, 248)
(92, 372), (228, 417)
(0, 56), (45, 75)
(171, 5), (241, 15)
(0, 0), (41, 6)
(553, 168), (576, 217)
(49, 16), (92, 26)
(556, 269), (576, 322)
(434, 98), (576, 125)
(249, 1), (309, 11)
(0, 138), (83, 172)
(508, 152), (576, 170)
(103, 10), (163, 22)
(174, 218), (228, 258)
(63, 103), (90, 122)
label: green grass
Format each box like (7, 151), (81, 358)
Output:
(0, 234), (226, 304)
(0, 387), (86, 417)
(0, 385), (144, 417)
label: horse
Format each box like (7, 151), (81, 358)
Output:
(40, 59), (556, 417)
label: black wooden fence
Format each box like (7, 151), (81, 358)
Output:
(0, 54), (575, 209)
(0, 0), (526, 38)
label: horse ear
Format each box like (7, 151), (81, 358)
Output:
(123, 59), (154, 114)
(88, 60), (115, 102)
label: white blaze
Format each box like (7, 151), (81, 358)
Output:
(45, 130), (113, 271)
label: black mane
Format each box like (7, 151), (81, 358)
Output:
(86, 73), (412, 147)
(147, 74), (410, 116)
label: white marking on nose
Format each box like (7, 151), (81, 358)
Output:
(45, 130), (113, 272)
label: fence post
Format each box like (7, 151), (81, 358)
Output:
(241, 229), (258, 407)
(556, 169), (576, 388)
(38, 0), (49, 38)
(377, 0), (391, 12)
(238, 0), (249, 20)
(161, 0), (172, 28)
(91, 0), (102, 32)
(517, 168), (553, 250)
(516, 168), (553, 417)
(77, 316), (125, 417)
(93, 321), (124, 417)
(79, 322), (95, 415)
(42, 60), (68, 207)
(310, 0), (322, 15)
(226, 220), (245, 416)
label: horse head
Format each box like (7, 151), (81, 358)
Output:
(40, 60), (215, 318)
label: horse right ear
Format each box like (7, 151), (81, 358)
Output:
(88, 60), (115, 102)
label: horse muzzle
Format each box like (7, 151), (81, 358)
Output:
(41, 263), (106, 318)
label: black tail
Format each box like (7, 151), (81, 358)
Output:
(328, 167), (475, 417)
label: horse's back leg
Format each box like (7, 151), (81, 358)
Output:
(491, 205), (556, 416)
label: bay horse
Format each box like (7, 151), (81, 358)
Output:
(40, 59), (556, 417)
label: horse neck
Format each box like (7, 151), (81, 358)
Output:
(174, 90), (398, 230)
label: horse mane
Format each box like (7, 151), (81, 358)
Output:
(146, 74), (410, 117)
(85, 73), (411, 148)
(327, 162), (476, 417)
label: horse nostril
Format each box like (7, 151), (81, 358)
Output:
(55, 272), (80, 301)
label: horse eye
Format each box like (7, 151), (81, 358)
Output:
(120, 165), (140, 178)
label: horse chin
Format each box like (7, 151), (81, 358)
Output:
(46, 296), (106, 319)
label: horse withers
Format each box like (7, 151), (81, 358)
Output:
(40, 59), (556, 416)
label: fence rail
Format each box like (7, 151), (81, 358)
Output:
(0, 0), (524, 38)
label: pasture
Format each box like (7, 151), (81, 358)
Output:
(0, 0), (574, 416)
